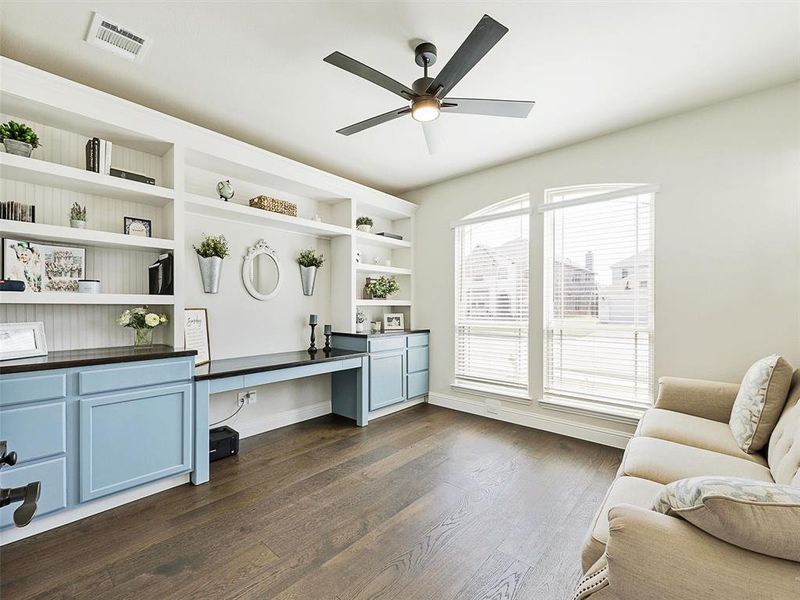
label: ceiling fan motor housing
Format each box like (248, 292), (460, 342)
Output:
(414, 42), (437, 67)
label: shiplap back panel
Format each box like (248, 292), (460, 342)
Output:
(1, 113), (172, 351)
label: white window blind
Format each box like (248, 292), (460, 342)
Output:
(542, 185), (655, 409)
(454, 197), (530, 395)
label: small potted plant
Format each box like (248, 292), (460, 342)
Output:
(365, 275), (400, 300)
(117, 306), (168, 347)
(0, 120), (40, 158)
(297, 248), (324, 296)
(356, 216), (374, 233)
(69, 202), (87, 229)
(193, 234), (230, 293)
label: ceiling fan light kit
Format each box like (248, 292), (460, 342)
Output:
(324, 14), (535, 152)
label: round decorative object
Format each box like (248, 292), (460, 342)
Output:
(242, 239), (281, 301)
(357, 224), (372, 233)
(216, 179), (235, 201)
(3, 139), (33, 158)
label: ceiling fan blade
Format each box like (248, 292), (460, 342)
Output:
(336, 107), (412, 136)
(442, 98), (535, 118)
(422, 121), (443, 154)
(426, 15), (508, 98)
(324, 51), (416, 100)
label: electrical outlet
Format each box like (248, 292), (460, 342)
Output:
(237, 392), (248, 406)
(246, 390), (257, 404)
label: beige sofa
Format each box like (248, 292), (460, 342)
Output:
(575, 371), (800, 600)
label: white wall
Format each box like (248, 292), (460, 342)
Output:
(184, 215), (333, 436)
(405, 82), (800, 439)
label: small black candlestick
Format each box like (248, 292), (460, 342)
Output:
(324, 333), (331, 352)
(308, 323), (317, 353)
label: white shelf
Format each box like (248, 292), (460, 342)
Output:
(356, 299), (412, 307)
(184, 193), (352, 239)
(0, 153), (174, 206)
(0, 220), (174, 251)
(354, 230), (412, 249)
(0, 292), (174, 305)
(355, 264), (412, 276)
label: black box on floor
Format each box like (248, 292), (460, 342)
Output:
(209, 426), (239, 462)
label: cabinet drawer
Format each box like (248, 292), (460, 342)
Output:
(407, 334), (429, 348)
(78, 359), (193, 396)
(0, 457), (67, 528)
(407, 371), (429, 399)
(0, 373), (67, 407)
(79, 383), (192, 501)
(368, 336), (406, 353)
(0, 401), (66, 463)
(369, 350), (405, 410)
(407, 347), (429, 373)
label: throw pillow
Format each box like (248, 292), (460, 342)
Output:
(729, 354), (793, 453)
(653, 476), (800, 562)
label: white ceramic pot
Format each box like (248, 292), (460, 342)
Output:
(78, 279), (101, 294)
(356, 224), (372, 233)
(70, 220), (86, 229)
(3, 139), (33, 157)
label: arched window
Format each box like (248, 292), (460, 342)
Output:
(452, 195), (530, 397)
(540, 183), (656, 411)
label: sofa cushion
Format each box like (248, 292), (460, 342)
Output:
(637, 409), (767, 466)
(729, 355), (793, 453)
(653, 476), (800, 562)
(620, 437), (774, 485)
(768, 370), (800, 486)
(581, 475), (663, 571)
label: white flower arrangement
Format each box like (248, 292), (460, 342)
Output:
(117, 307), (168, 330)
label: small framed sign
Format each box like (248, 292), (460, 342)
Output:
(124, 217), (152, 237)
(383, 313), (405, 331)
(184, 308), (210, 366)
(0, 322), (48, 361)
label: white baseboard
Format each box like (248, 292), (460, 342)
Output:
(235, 400), (333, 439)
(0, 473), (190, 546)
(428, 392), (632, 449)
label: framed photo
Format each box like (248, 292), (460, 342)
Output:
(124, 217), (152, 238)
(3, 239), (85, 292)
(184, 308), (211, 366)
(383, 313), (405, 331)
(0, 322), (48, 361)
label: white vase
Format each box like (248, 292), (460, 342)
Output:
(70, 220), (86, 229)
(356, 224), (372, 233)
(198, 255), (223, 293)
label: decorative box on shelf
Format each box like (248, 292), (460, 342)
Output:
(249, 195), (297, 217)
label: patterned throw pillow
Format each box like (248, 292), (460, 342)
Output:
(729, 354), (793, 453)
(653, 476), (800, 562)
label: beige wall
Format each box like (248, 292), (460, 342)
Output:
(404, 82), (800, 438)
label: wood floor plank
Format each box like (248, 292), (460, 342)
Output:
(0, 405), (622, 600)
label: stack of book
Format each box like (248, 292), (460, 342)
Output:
(0, 201), (36, 222)
(85, 137), (113, 175)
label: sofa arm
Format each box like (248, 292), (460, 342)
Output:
(655, 377), (740, 422)
(602, 505), (800, 600)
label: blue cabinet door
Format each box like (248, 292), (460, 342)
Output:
(369, 350), (406, 410)
(0, 457), (67, 528)
(79, 383), (192, 501)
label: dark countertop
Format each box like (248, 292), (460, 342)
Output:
(332, 329), (430, 338)
(194, 348), (367, 381)
(0, 345), (197, 375)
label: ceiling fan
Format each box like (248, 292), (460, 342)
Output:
(324, 14), (535, 153)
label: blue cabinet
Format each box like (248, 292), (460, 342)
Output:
(333, 332), (429, 413)
(0, 354), (194, 530)
(79, 383), (192, 501)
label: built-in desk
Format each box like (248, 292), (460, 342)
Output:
(193, 348), (368, 484)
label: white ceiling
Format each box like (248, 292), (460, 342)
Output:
(1, 1), (799, 195)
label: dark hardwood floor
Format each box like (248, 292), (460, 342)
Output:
(0, 404), (622, 600)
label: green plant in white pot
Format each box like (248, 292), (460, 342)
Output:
(365, 275), (400, 299)
(193, 234), (229, 293)
(69, 202), (86, 229)
(356, 216), (373, 233)
(297, 248), (324, 296)
(0, 120), (40, 158)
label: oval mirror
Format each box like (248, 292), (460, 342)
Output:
(243, 240), (281, 300)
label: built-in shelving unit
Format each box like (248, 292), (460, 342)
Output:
(0, 57), (418, 350)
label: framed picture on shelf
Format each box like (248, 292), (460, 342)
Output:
(3, 239), (85, 292)
(0, 322), (48, 361)
(184, 308), (211, 366)
(383, 313), (405, 331)
(124, 216), (152, 237)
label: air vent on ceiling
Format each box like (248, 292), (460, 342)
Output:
(85, 13), (152, 63)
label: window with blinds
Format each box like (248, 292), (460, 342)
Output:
(453, 196), (530, 396)
(541, 185), (655, 410)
